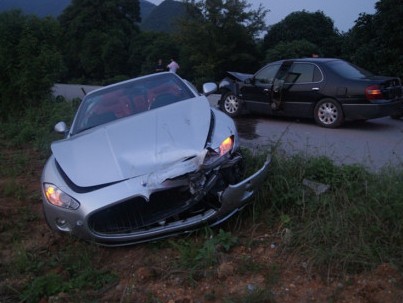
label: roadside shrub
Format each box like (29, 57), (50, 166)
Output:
(0, 98), (78, 155)
(250, 151), (403, 273)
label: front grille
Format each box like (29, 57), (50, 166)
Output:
(88, 187), (193, 234)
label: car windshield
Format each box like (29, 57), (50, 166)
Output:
(72, 73), (196, 134)
(326, 60), (374, 79)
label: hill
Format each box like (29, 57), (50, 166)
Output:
(0, 0), (157, 21)
(0, 0), (70, 17)
(141, 0), (186, 33)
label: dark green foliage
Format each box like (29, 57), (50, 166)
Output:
(262, 11), (343, 58)
(129, 31), (180, 76)
(265, 39), (318, 62)
(343, 0), (403, 78)
(58, 0), (141, 81)
(0, 11), (64, 120)
(0, 98), (78, 155)
(177, 0), (268, 83)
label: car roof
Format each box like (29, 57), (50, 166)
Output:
(269, 58), (341, 65)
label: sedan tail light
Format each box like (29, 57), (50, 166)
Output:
(365, 85), (383, 100)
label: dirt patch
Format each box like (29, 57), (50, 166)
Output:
(1, 146), (403, 302)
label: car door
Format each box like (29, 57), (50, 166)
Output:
(240, 63), (281, 114)
(276, 62), (325, 117)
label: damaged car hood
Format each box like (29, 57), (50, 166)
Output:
(52, 97), (211, 187)
(225, 71), (253, 82)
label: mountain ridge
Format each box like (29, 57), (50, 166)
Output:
(0, 0), (186, 33)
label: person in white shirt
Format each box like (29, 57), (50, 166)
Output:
(167, 58), (180, 73)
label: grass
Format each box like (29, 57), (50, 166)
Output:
(0, 97), (78, 155)
(4, 240), (118, 303)
(168, 228), (238, 283)
(246, 152), (403, 274)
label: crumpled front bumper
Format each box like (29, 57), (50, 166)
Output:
(99, 156), (271, 246)
(210, 156), (271, 225)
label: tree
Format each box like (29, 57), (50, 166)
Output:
(177, 0), (268, 83)
(58, 0), (141, 82)
(265, 39), (318, 62)
(263, 11), (342, 58)
(128, 31), (180, 76)
(0, 11), (63, 119)
(342, 13), (378, 71)
(343, 0), (403, 78)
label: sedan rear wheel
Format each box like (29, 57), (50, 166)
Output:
(314, 99), (344, 128)
(221, 92), (241, 117)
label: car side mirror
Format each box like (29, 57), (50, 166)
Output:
(54, 121), (68, 134)
(202, 82), (217, 96)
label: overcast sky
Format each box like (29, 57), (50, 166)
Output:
(149, 0), (378, 32)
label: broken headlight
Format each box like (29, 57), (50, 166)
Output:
(203, 136), (234, 168)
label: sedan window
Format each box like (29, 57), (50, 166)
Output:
(254, 64), (280, 84)
(286, 63), (322, 83)
(326, 60), (374, 79)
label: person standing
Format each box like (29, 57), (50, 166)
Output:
(167, 58), (179, 73)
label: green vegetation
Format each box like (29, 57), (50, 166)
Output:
(245, 153), (403, 274)
(170, 229), (238, 273)
(14, 241), (117, 303)
(0, 99), (402, 301)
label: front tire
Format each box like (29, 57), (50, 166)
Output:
(220, 92), (242, 117)
(314, 98), (344, 128)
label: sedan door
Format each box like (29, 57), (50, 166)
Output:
(240, 63), (281, 114)
(276, 62), (325, 118)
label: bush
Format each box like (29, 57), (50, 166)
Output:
(248, 152), (403, 273)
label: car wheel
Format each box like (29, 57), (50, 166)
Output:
(314, 99), (344, 128)
(220, 92), (241, 117)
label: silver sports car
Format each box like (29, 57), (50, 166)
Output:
(41, 72), (270, 246)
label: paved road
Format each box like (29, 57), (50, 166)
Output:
(208, 94), (403, 171)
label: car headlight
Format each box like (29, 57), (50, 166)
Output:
(43, 183), (80, 210)
(203, 136), (234, 168)
(218, 136), (234, 156)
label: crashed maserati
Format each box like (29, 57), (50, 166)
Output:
(41, 72), (270, 246)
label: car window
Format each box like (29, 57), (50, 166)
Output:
(286, 63), (322, 83)
(254, 64), (281, 84)
(326, 60), (374, 79)
(72, 73), (196, 134)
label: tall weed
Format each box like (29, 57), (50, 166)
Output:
(248, 151), (403, 273)
(0, 97), (78, 155)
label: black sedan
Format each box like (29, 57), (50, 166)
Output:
(218, 58), (403, 128)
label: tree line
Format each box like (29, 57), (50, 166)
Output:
(0, 0), (401, 120)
